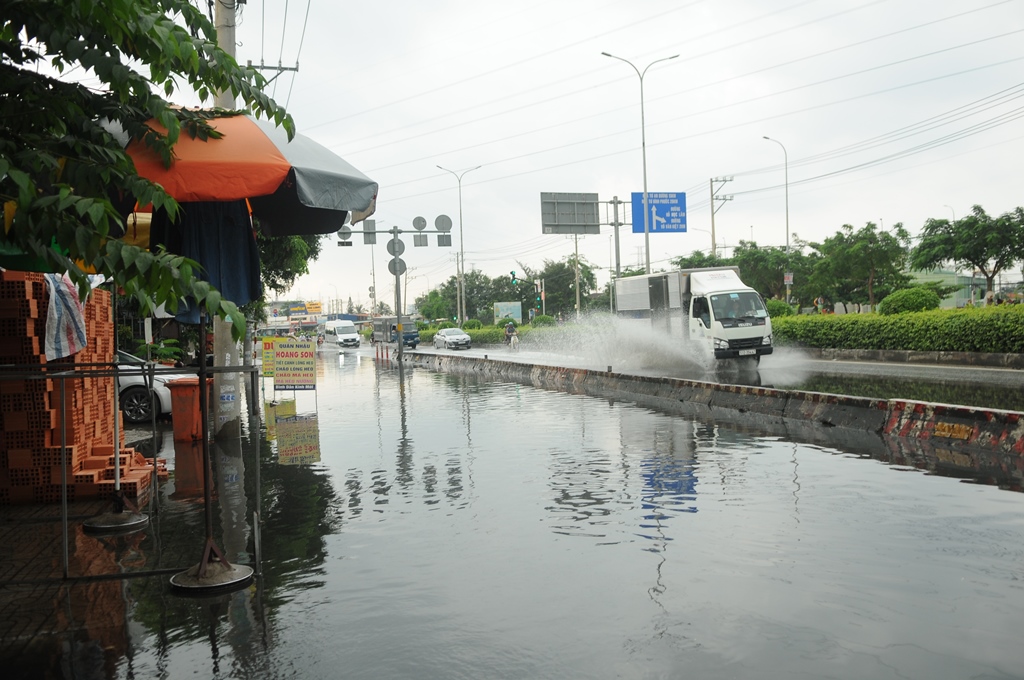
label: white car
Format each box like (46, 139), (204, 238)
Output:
(433, 327), (472, 350)
(115, 351), (192, 424)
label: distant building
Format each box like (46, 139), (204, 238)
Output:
(911, 269), (989, 308)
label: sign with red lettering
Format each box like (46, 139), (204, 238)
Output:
(261, 336), (278, 377)
(273, 339), (317, 390)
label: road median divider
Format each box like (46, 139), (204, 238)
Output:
(406, 352), (1024, 456)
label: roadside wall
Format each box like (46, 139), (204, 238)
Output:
(404, 353), (1024, 456)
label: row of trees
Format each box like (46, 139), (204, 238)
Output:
(680, 204), (1024, 309)
(415, 258), (599, 323)
(411, 205), (1024, 321)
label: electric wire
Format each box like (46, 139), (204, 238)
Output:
(377, 55), (1024, 207)
(271, 0), (289, 100)
(284, 0), (312, 109)
(363, 27), (1022, 181)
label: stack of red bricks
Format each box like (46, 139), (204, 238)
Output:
(0, 269), (167, 505)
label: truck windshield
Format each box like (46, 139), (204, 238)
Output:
(710, 292), (767, 320)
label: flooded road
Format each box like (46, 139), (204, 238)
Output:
(417, 317), (1024, 412)
(12, 348), (1023, 680)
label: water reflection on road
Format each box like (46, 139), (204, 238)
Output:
(70, 349), (1024, 679)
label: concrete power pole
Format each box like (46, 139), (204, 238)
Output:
(709, 177), (733, 258)
(212, 0), (242, 438)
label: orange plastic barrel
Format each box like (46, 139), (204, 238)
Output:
(166, 378), (202, 442)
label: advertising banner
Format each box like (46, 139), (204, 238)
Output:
(493, 301), (522, 324)
(273, 339), (317, 390)
(261, 336), (278, 376)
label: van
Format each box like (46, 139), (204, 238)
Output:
(325, 319), (360, 348)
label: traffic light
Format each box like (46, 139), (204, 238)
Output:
(535, 293), (541, 309)
(510, 270), (518, 284)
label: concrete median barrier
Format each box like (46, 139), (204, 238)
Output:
(401, 352), (1024, 455)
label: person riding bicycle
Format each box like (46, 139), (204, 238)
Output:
(504, 322), (517, 345)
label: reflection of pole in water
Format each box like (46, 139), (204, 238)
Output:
(213, 437), (249, 565)
(395, 367), (413, 491)
(791, 442), (801, 523)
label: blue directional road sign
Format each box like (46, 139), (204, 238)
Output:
(630, 192), (687, 233)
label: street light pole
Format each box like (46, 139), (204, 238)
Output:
(943, 205), (956, 223)
(437, 164), (482, 325)
(602, 51), (678, 274)
(763, 136), (789, 302)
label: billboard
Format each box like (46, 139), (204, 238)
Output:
(540, 192), (600, 235)
(493, 301), (522, 324)
(630, 192), (687, 233)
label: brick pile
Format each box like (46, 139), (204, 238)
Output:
(0, 270), (168, 505)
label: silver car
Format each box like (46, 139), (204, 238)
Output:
(433, 327), (472, 350)
(115, 351), (192, 424)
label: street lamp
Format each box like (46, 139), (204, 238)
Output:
(602, 51), (679, 274)
(437, 164), (482, 325)
(763, 136), (789, 301)
(944, 204), (956, 223)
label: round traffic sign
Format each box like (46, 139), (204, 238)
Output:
(413, 216), (427, 231)
(386, 238), (405, 256)
(338, 225), (352, 240)
(435, 214), (453, 232)
(388, 258), (407, 276)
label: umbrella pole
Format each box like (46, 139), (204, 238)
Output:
(170, 313), (252, 593)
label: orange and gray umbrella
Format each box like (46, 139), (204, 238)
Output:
(123, 114), (377, 236)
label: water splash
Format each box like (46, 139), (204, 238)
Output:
(526, 312), (715, 375)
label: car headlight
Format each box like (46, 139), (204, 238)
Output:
(713, 337), (729, 349)
(762, 334), (772, 345)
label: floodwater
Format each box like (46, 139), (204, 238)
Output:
(10, 350), (1024, 679)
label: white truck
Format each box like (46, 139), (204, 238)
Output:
(614, 267), (773, 362)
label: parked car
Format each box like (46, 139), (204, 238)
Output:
(433, 327), (472, 350)
(115, 351), (191, 424)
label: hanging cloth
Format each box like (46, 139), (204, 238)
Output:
(44, 273), (87, 360)
(149, 200), (263, 324)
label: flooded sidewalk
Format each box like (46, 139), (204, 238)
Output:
(3, 353), (1024, 679)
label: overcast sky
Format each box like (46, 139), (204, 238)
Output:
(225, 0), (1024, 310)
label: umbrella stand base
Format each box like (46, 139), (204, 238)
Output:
(83, 511), (150, 535)
(170, 537), (253, 595)
(84, 489), (148, 535)
(170, 561), (254, 595)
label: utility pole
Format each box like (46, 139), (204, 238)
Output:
(573, 234), (581, 320)
(609, 196), (624, 278)
(709, 177), (733, 257)
(213, 0), (241, 438)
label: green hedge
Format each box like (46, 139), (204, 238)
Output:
(772, 305), (1024, 353)
(877, 287), (940, 315)
(765, 299), (794, 318)
(418, 325), (537, 345)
